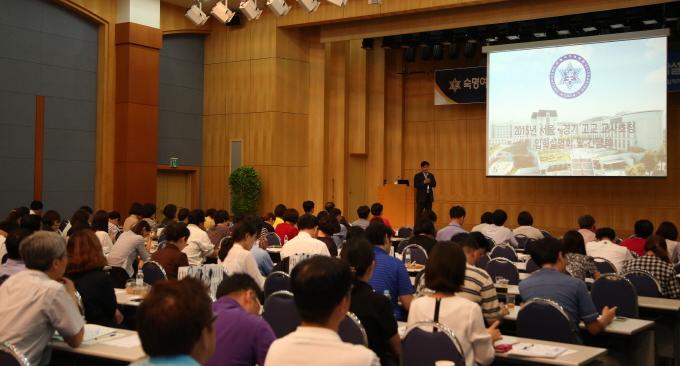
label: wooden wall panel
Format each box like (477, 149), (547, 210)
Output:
(325, 41), (349, 210)
(366, 44), (385, 205)
(225, 61), (253, 114)
(348, 39), (367, 155)
(384, 50), (404, 182)
(308, 43), (326, 206)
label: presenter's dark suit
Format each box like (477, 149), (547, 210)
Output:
(414, 171), (436, 214)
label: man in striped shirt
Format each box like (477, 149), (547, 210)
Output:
(451, 233), (506, 323)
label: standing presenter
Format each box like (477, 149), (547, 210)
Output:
(414, 161), (436, 215)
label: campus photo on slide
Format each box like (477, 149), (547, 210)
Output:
(487, 36), (667, 177)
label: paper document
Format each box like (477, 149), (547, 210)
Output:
(507, 343), (568, 358)
(103, 335), (141, 348)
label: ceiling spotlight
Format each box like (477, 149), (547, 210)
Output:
(582, 26), (597, 32)
(297, 0), (320, 12)
(556, 29), (571, 36)
(404, 47), (416, 62)
(327, 0), (348, 6)
(506, 35), (520, 41)
(267, 0), (291, 16)
(361, 39), (374, 50)
(240, 0), (262, 20)
(463, 39), (478, 58)
(610, 23), (625, 29)
(185, 0), (209, 26)
(211, 0), (236, 24)
(432, 44), (443, 60)
(421, 45), (433, 60)
(642, 19), (658, 25)
(533, 32), (547, 38)
(447, 43), (459, 59)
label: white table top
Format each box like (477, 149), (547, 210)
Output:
(115, 288), (142, 307)
(503, 306), (655, 336)
(51, 329), (146, 363)
(495, 335), (607, 366)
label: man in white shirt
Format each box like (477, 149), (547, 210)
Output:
(481, 210), (518, 247)
(586, 228), (633, 273)
(0, 232), (85, 366)
(471, 212), (493, 233)
(512, 211), (544, 240)
(265, 256), (379, 366)
(184, 210), (216, 266)
(280, 214), (330, 261)
(577, 214), (597, 244)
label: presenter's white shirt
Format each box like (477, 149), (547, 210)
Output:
(183, 224), (215, 266)
(264, 326), (379, 366)
(280, 232), (330, 259)
(586, 240), (634, 273)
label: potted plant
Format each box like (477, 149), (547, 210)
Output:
(229, 166), (262, 215)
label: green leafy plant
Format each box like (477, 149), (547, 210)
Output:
(229, 166), (262, 215)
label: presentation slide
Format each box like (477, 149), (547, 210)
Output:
(487, 35), (667, 177)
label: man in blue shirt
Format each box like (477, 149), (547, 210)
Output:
(133, 278), (215, 366)
(519, 237), (616, 342)
(435, 205), (467, 241)
(366, 221), (414, 320)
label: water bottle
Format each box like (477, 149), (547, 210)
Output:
(136, 271), (144, 287)
(404, 249), (412, 266)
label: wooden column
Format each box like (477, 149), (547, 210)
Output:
(114, 23), (162, 213)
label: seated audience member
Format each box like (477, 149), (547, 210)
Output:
(132, 278), (216, 366)
(107, 220), (152, 277)
(123, 202), (143, 232)
(151, 222), (190, 280)
(347, 226), (366, 242)
(160, 204), (177, 228)
(42, 210), (61, 232)
(451, 233), (504, 323)
(264, 256), (379, 366)
(470, 231), (494, 254)
(366, 221), (414, 320)
(341, 239), (400, 366)
(329, 208), (348, 250)
(513, 211), (544, 240)
(302, 200), (315, 215)
(66, 209), (91, 236)
(351, 205), (371, 229)
(563, 230), (600, 281)
(436, 205), (467, 241)
(408, 217), (437, 254)
(481, 209), (518, 247)
(208, 210), (231, 247)
(419, 209), (438, 224)
(471, 212), (493, 233)
(520, 238), (616, 343)
(66, 230), (123, 326)
(324, 201), (336, 213)
(317, 214), (340, 257)
(0, 229), (31, 277)
(577, 214), (597, 244)
(0, 232), (85, 366)
(273, 204), (287, 229)
(205, 274), (276, 366)
(656, 221), (679, 262)
(621, 235), (680, 299)
(141, 203), (158, 234)
(262, 212), (276, 233)
(29, 200), (43, 216)
(408, 242), (500, 366)
(21, 214), (42, 232)
(251, 228), (274, 277)
(220, 220), (266, 289)
(370, 203), (392, 229)
(276, 209), (300, 243)
(280, 214), (330, 263)
(184, 210), (217, 266)
(0, 220), (19, 261)
(205, 208), (217, 231)
(92, 210), (114, 255)
(621, 219), (655, 256)
(177, 207), (190, 224)
(586, 228), (634, 273)
(108, 211), (122, 242)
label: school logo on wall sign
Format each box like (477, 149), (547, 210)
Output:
(550, 54), (591, 99)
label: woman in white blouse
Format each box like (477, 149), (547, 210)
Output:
(92, 210), (114, 255)
(407, 242), (501, 366)
(219, 219), (265, 289)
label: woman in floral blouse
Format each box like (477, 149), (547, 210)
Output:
(563, 230), (600, 281)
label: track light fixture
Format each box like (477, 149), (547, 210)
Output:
(297, 0), (320, 12)
(211, 0), (236, 24)
(327, 0), (348, 6)
(267, 0), (291, 16)
(240, 0), (262, 20)
(185, 0), (209, 26)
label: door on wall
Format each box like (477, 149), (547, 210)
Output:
(156, 168), (199, 216)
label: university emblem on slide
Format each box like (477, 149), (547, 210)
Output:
(550, 54), (591, 99)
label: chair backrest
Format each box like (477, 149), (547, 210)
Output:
(514, 234), (529, 250)
(262, 290), (301, 338)
(401, 244), (428, 265)
(338, 312), (368, 346)
(490, 244), (518, 262)
(623, 270), (663, 298)
(142, 261), (167, 285)
(483, 235), (496, 247)
(593, 257), (617, 274)
(525, 258), (540, 273)
(397, 227), (413, 238)
(396, 239), (411, 254)
(218, 236), (230, 249)
(541, 230), (553, 238)
(264, 271), (292, 298)
(475, 253), (490, 270)
(266, 232), (281, 246)
(590, 274), (639, 317)
(106, 266), (131, 289)
(517, 298), (579, 344)
(0, 342), (29, 366)
(402, 321), (466, 366)
(486, 258), (520, 285)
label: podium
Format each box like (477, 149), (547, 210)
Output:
(377, 184), (415, 230)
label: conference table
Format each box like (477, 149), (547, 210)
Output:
(51, 329), (145, 365)
(397, 322), (607, 365)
